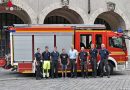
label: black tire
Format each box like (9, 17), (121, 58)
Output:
(97, 63), (101, 76)
(97, 62), (114, 75)
(108, 62), (114, 75)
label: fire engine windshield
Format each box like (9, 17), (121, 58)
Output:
(109, 36), (126, 49)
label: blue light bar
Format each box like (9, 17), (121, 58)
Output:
(117, 28), (123, 33)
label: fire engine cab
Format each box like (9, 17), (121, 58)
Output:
(0, 24), (128, 74)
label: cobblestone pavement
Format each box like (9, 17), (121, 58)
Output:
(1, 61), (130, 90)
(1, 68), (130, 90)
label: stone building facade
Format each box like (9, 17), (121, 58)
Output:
(0, 0), (130, 57)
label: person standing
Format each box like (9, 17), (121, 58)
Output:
(79, 47), (88, 78)
(99, 44), (110, 78)
(68, 45), (78, 78)
(42, 46), (51, 78)
(89, 44), (98, 78)
(51, 46), (60, 78)
(60, 48), (69, 78)
(35, 48), (42, 80)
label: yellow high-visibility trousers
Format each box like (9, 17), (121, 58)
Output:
(43, 60), (50, 77)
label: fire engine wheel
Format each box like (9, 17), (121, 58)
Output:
(108, 62), (114, 75)
(97, 62), (114, 75)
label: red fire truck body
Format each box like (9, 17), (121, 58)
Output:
(0, 24), (128, 74)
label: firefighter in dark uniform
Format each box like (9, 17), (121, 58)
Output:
(99, 44), (110, 78)
(35, 48), (42, 80)
(79, 47), (88, 78)
(89, 44), (98, 78)
(51, 46), (59, 78)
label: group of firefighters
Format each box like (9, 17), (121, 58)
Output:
(35, 43), (110, 80)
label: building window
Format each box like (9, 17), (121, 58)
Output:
(109, 37), (124, 49)
(80, 34), (92, 49)
(95, 34), (102, 49)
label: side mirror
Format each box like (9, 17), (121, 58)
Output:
(122, 46), (127, 51)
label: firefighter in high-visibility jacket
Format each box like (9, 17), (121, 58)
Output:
(99, 44), (110, 78)
(42, 46), (51, 78)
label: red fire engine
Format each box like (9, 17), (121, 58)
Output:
(0, 24), (128, 74)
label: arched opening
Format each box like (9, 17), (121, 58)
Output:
(0, 13), (25, 56)
(0, 4), (32, 27)
(0, 4), (31, 56)
(44, 8), (84, 24)
(0, 13), (24, 27)
(94, 11), (126, 31)
(44, 16), (70, 24)
(0, 5), (31, 25)
(94, 18), (111, 30)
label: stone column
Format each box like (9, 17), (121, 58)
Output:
(128, 30), (130, 60)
